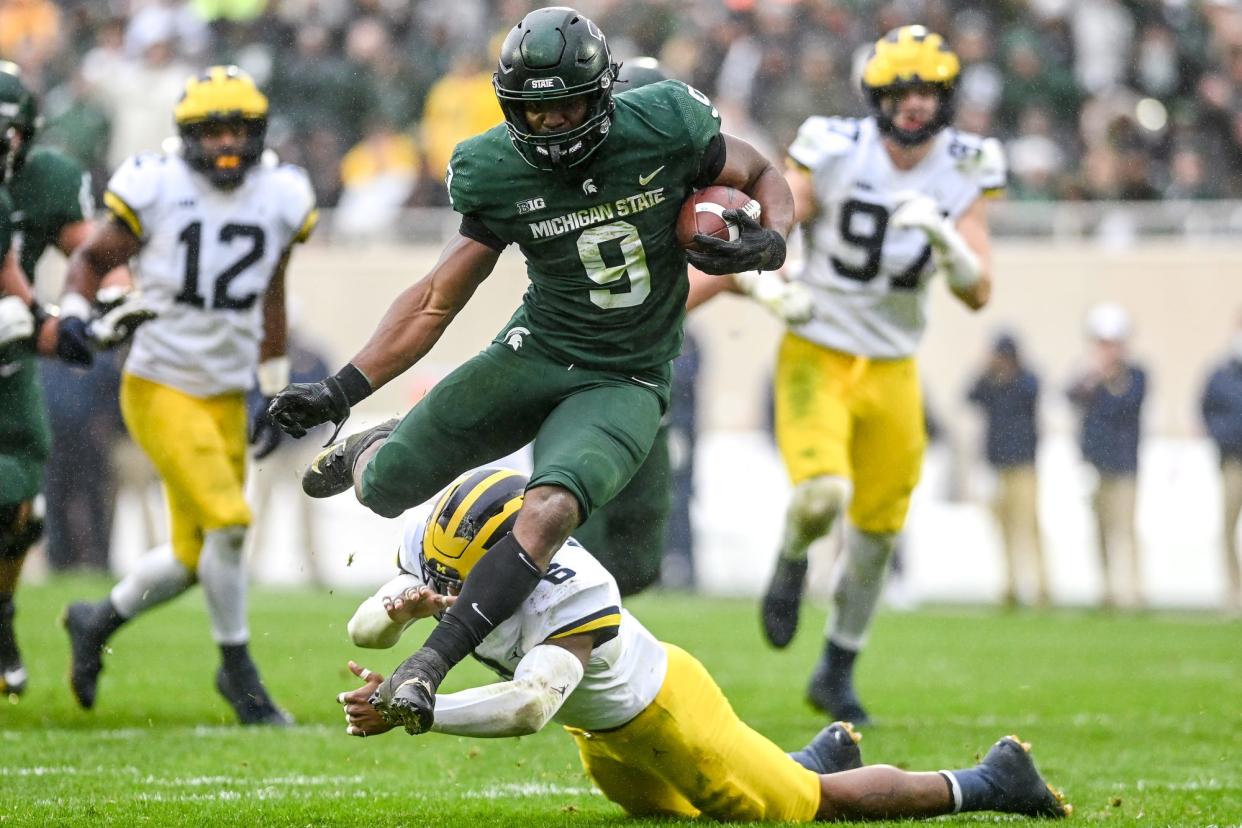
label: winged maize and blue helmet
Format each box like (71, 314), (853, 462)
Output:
(860, 25), (960, 147)
(174, 65), (268, 189)
(420, 469), (528, 595)
(493, 6), (618, 171)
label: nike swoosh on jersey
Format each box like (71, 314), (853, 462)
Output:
(630, 376), (659, 388)
(638, 166), (665, 186)
(471, 602), (493, 625)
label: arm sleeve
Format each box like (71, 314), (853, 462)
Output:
(459, 214), (507, 251)
(429, 644), (585, 737)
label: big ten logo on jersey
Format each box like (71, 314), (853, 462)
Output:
(516, 197), (546, 215)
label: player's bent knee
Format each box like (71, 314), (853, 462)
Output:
(788, 476), (850, 535)
(514, 486), (582, 566)
(0, 501), (43, 560)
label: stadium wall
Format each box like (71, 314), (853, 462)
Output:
(94, 240), (1238, 608)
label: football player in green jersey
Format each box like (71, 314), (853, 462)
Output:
(270, 7), (794, 733)
(0, 62), (149, 697)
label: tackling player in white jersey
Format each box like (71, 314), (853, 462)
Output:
(337, 468), (1068, 821)
(756, 26), (1005, 724)
(60, 66), (317, 724)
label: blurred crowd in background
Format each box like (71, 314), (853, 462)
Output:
(9, 0), (1242, 225)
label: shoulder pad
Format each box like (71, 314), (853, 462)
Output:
(787, 116), (860, 170)
(106, 153), (169, 213)
(947, 132), (1007, 193)
(397, 510), (432, 575)
(267, 163), (317, 240)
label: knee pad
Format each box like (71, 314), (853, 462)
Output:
(788, 476), (851, 538)
(0, 500), (44, 560)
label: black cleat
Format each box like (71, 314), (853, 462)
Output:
(302, 418), (399, 498)
(216, 665), (294, 726)
(370, 649), (447, 735)
(63, 602), (111, 710)
(807, 660), (870, 726)
(0, 600), (26, 697)
(789, 721), (864, 774)
(761, 557), (808, 648)
(976, 735), (1071, 818)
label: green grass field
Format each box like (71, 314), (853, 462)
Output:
(1, 576), (1238, 826)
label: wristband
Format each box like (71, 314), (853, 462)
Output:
(257, 356), (291, 397)
(332, 362), (375, 406)
(60, 292), (92, 321)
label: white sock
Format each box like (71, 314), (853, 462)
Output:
(109, 543), (193, 619)
(826, 525), (898, 649)
(779, 475), (850, 562)
(198, 526), (250, 646)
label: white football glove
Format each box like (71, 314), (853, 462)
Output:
(88, 286), (157, 348)
(0, 295), (35, 348)
(734, 270), (815, 325)
(889, 191), (981, 290)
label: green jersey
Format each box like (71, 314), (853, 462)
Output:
(9, 146), (92, 279)
(447, 80), (722, 371)
(0, 185), (48, 505)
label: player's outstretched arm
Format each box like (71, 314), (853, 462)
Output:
(52, 221), (143, 364)
(891, 193), (992, 311)
(426, 637), (589, 738)
(348, 574), (455, 649)
(352, 235), (500, 388)
(269, 235), (499, 439)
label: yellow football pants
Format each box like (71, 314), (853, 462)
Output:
(567, 643), (822, 822)
(120, 373), (250, 569)
(774, 333), (926, 534)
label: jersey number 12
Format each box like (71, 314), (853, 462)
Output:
(174, 221), (267, 310)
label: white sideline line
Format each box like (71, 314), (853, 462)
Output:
(2, 724), (335, 742)
(462, 783), (600, 799)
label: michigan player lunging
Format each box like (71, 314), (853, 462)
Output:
(337, 468), (1068, 822)
(268, 7), (792, 734)
(61, 67), (316, 724)
(759, 27), (1003, 724)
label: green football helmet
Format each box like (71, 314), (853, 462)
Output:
(493, 6), (618, 171)
(0, 61), (39, 181)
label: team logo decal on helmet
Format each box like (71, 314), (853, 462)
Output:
(861, 25), (960, 147)
(420, 469), (527, 596)
(174, 65), (268, 189)
(0, 61), (39, 183)
(493, 7), (619, 171)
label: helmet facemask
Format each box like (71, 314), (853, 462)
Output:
(179, 115), (266, 190)
(869, 81), (956, 147)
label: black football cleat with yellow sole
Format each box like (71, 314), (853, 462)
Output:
(302, 418), (399, 498)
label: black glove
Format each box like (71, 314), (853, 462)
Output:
(249, 399), (284, 460)
(56, 315), (94, 367)
(268, 363), (373, 439)
(686, 208), (787, 275)
(267, 379), (350, 439)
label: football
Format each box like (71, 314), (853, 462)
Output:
(675, 185), (762, 251)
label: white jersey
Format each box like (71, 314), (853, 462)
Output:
(788, 116), (1005, 358)
(105, 151), (317, 397)
(398, 519), (668, 732)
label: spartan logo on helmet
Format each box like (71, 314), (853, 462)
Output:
(493, 7), (619, 171)
(860, 26), (961, 147)
(173, 66), (269, 190)
(420, 469), (528, 597)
